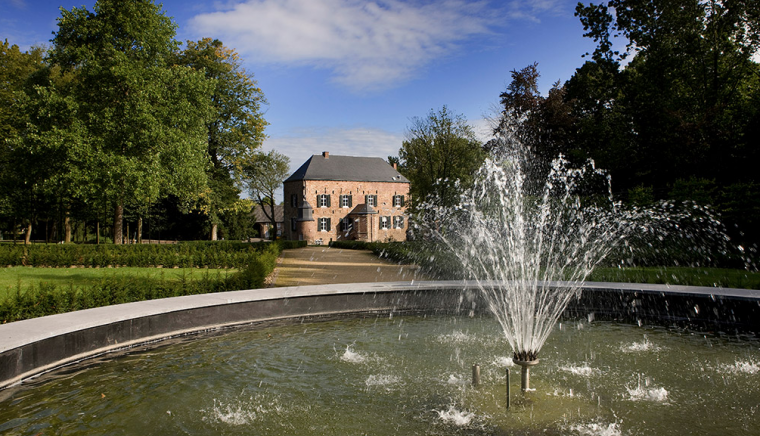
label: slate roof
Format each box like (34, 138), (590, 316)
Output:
(252, 204), (284, 223)
(284, 154), (410, 183)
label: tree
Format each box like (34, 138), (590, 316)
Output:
(47, 0), (213, 244)
(242, 150), (290, 240)
(394, 106), (484, 208)
(574, 0), (760, 191)
(572, 0), (760, 244)
(174, 38), (268, 240)
(491, 63), (576, 167)
(0, 41), (48, 243)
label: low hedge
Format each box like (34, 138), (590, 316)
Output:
(0, 240), (306, 268)
(0, 241), (307, 323)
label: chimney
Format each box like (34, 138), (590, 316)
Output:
(393, 163), (398, 170)
(323, 151), (329, 159)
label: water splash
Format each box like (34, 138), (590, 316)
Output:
(568, 420), (623, 436)
(365, 374), (402, 389)
(720, 360), (760, 375)
(420, 149), (637, 361)
(436, 405), (475, 426)
(340, 346), (366, 364)
(202, 396), (285, 426)
(621, 336), (663, 353)
(559, 364), (599, 377)
(625, 374), (669, 403)
(415, 139), (745, 366)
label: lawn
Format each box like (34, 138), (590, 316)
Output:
(588, 266), (760, 289)
(0, 266), (237, 300)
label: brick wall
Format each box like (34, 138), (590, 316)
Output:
(283, 179), (409, 244)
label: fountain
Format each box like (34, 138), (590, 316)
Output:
(1, 144), (758, 434)
(413, 142), (750, 393)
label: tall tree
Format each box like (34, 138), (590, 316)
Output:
(492, 63), (576, 166)
(47, 0), (213, 244)
(242, 150), (290, 240)
(395, 106), (484, 208)
(174, 38), (269, 240)
(574, 0), (760, 191)
(0, 41), (47, 243)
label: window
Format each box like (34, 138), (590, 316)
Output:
(317, 194), (330, 208)
(290, 194), (298, 208)
(393, 216), (404, 229)
(393, 195), (405, 208)
(339, 217), (354, 232)
(340, 194), (352, 208)
(291, 217), (297, 231)
(318, 217), (331, 232)
(365, 194), (377, 207)
(379, 216), (390, 230)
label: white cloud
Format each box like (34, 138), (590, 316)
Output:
(190, 0), (564, 91)
(262, 126), (404, 171)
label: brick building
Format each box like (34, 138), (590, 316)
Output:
(283, 152), (410, 244)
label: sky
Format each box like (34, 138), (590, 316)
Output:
(2, 0), (599, 173)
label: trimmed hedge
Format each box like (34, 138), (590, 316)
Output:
(0, 240), (305, 268)
(0, 241), (307, 323)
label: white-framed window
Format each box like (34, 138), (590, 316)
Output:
(393, 216), (404, 229)
(379, 216), (390, 230)
(393, 195), (404, 208)
(318, 217), (331, 232)
(317, 194), (330, 208)
(341, 194), (352, 208)
(366, 194), (377, 207)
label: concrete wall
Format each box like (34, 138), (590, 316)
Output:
(1, 281), (759, 390)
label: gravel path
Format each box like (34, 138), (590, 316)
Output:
(271, 246), (425, 287)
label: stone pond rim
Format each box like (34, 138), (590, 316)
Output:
(1, 280), (759, 390)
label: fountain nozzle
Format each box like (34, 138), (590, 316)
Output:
(512, 358), (539, 392)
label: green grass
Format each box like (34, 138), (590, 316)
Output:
(589, 266), (760, 289)
(0, 266), (237, 300)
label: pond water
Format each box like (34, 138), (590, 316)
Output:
(1, 315), (759, 435)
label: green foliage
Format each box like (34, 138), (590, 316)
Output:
(626, 185), (655, 207)
(175, 38), (268, 236)
(394, 106), (485, 209)
(0, 241), (307, 322)
(242, 150), (290, 240)
(0, 241), (290, 268)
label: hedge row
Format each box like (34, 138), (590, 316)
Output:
(0, 242), (294, 323)
(0, 240), (305, 268)
(0, 241), (307, 323)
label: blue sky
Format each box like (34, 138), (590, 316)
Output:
(2, 0), (598, 172)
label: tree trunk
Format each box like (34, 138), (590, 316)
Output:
(126, 222), (130, 244)
(13, 218), (17, 244)
(96, 221), (100, 245)
(269, 202), (278, 241)
(113, 202), (124, 245)
(137, 217), (143, 244)
(64, 212), (72, 243)
(24, 222), (32, 245)
(211, 223), (218, 241)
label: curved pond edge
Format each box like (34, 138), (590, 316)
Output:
(1, 280), (759, 390)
